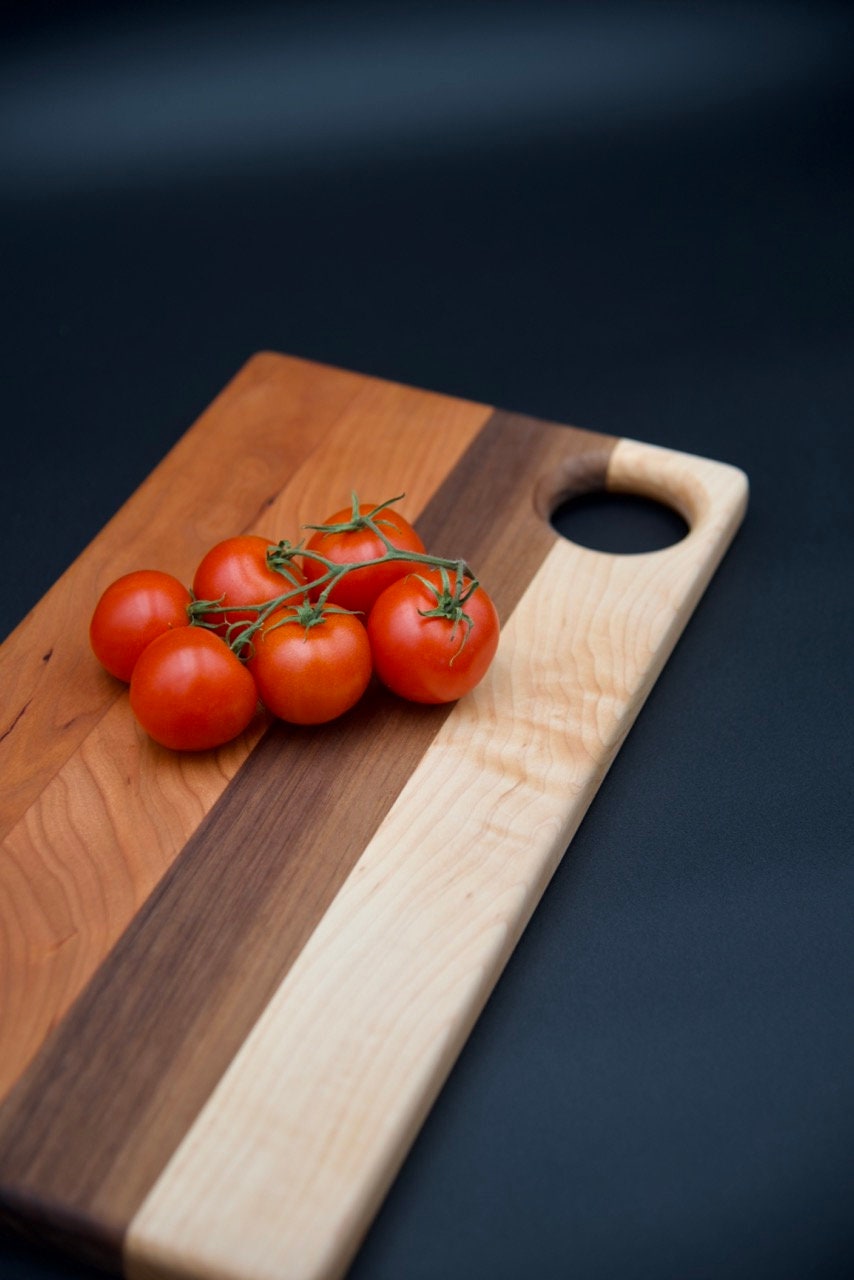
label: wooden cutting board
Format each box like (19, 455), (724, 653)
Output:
(0, 352), (748, 1280)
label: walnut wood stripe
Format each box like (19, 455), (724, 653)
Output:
(0, 409), (617, 1272)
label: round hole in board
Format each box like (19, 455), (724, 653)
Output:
(550, 489), (689, 554)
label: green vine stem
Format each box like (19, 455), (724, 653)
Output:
(187, 495), (479, 659)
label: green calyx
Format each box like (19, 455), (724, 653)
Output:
(301, 491), (406, 539)
(414, 565), (479, 659)
(266, 539), (305, 577)
(263, 600), (358, 637)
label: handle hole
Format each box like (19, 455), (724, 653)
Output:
(551, 490), (689, 555)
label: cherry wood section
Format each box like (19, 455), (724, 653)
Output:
(0, 359), (493, 1101)
(0, 354), (364, 839)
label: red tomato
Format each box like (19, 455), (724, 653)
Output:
(302, 501), (426, 615)
(247, 607), (372, 725)
(130, 627), (259, 751)
(368, 569), (500, 704)
(193, 535), (306, 636)
(89, 569), (192, 682)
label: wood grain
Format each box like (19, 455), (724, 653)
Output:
(0, 360), (492, 1102)
(0, 354), (360, 839)
(0, 401), (616, 1271)
(125, 441), (748, 1280)
(0, 353), (748, 1280)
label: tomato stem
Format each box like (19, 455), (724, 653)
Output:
(186, 494), (481, 658)
(301, 493), (407, 539)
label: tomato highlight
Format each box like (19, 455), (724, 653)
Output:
(368, 569), (500, 704)
(129, 627), (259, 751)
(302, 499), (426, 615)
(89, 569), (192, 682)
(247, 606), (372, 726)
(193, 535), (306, 637)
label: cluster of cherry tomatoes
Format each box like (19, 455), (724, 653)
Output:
(89, 497), (500, 752)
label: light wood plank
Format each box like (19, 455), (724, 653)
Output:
(126, 442), (748, 1280)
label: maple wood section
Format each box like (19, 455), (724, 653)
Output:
(0, 406), (617, 1273)
(125, 442), (748, 1280)
(0, 356), (493, 1104)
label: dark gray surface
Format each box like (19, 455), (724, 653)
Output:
(2, 3), (853, 1278)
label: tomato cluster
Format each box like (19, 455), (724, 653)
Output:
(89, 497), (500, 752)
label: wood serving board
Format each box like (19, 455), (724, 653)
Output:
(0, 352), (748, 1280)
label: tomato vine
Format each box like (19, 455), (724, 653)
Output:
(90, 493), (500, 748)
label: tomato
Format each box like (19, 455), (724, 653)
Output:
(89, 569), (192, 682)
(129, 627), (259, 751)
(367, 569), (500, 704)
(247, 606), (372, 725)
(192, 535), (306, 637)
(302, 500), (426, 615)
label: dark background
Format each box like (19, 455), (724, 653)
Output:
(2, 2), (853, 1278)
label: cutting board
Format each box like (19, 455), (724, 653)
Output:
(0, 352), (748, 1280)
